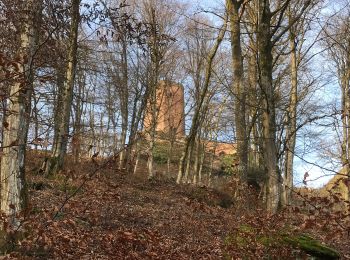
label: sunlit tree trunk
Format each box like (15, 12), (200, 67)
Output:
(341, 38), (350, 205)
(345, 37), (350, 203)
(197, 143), (205, 185)
(52, 67), (65, 153)
(147, 79), (157, 179)
(0, 0), (42, 227)
(45, 0), (80, 175)
(167, 138), (175, 175)
(128, 85), (147, 174)
(257, 0), (279, 213)
(72, 68), (84, 163)
(119, 40), (129, 170)
(32, 92), (40, 150)
(247, 32), (261, 169)
(144, 5), (162, 179)
(192, 136), (200, 184)
(177, 19), (227, 184)
(227, 0), (248, 179)
(281, 19), (298, 206)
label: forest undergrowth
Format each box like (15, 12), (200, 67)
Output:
(0, 151), (349, 259)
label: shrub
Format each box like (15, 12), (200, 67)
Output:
(153, 143), (169, 164)
(220, 154), (236, 175)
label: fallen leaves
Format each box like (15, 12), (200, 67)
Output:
(2, 152), (349, 259)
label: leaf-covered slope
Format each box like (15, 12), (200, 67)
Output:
(1, 153), (344, 259)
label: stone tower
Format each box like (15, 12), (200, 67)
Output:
(144, 81), (185, 137)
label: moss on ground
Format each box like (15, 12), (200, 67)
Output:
(224, 226), (340, 259)
(283, 234), (340, 259)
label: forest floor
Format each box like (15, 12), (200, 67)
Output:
(1, 151), (349, 259)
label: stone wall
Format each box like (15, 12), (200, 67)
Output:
(205, 141), (237, 156)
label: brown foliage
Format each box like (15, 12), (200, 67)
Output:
(0, 151), (348, 259)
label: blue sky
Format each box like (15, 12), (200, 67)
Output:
(80, 0), (344, 188)
(187, 0), (344, 188)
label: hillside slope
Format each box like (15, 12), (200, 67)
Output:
(0, 153), (346, 259)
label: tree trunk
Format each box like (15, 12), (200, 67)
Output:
(247, 31), (261, 169)
(281, 21), (298, 206)
(126, 99), (138, 173)
(0, 0), (42, 227)
(197, 142), (205, 185)
(192, 137), (200, 184)
(167, 139), (174, 175)
(119, 40), (129, 170)
(32, 93), (40, 150)
(341, 39), (350, 207)
(72, 69), (84, 163)
(45, 0), (80, 176)
(227, 0), (248, 179)
(147, 83), (157, 179)
(347, 43), (350, 206)
(146, 6), (161, 179)
(183, 141), (194, 183)
(126, 87), (144, 173)
(52, 67), (65, 152)
(177, 19), (227, 184)
(257, 0), (280, 213)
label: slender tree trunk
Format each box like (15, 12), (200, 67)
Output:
(257, 1), (279, 213)
(52, 67), (65, 151)
(127, 76), (149, 174)
(167, 139), (174, 175)
(192, 137), (200, 185)
(32, 93), (40, 150)
(177, 19), (227, 184)
(133, 135), (140, 175)
(227, 0), (248, 179)
(126, 99), (138, 173)
(119, 40), (129, 170)
(147, 83), (157, 179)
(72, 69), (84, 163)
(281, 23), (298, 206)
(88, 103), (95, 158)
(1, 90), (8, 150)
(98, 113), (104, 155)
(197, 142), (205, 185)
(119, 109), (128, 168)
(208, 142), (216, 188)
(1, 0), (42, 227)
(126, 92), (142, 173)
(45, 0), (80, 175)
(341, 39), (350, 206)
(247, 32), (261, 169)
(146, 6), (161, 179)
(347, 45), (350, 205)
(183, 141), (194, 183)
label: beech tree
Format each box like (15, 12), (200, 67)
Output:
(177, 15), (227, 184)
(136, 0), (181, 178)
(0, 0), (43, 226)
(255, 0), (314, 212)
(180, 15), (216, 184)
(44, 0), (80, 175)
(227, 0), (248, 180)
(323, 5), (350, 200)
(279, 1), (322, 206)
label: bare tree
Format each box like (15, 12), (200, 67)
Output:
(177, 15), (227, 184)
(323, 5), (350, 201)
(44, 0), (80, 175)
(227, 0), (248, 180)
(0, 0), (43, 227)
(256, 0), (313, 212)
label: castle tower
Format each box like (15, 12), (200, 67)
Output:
(144, 81), (185, 137)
